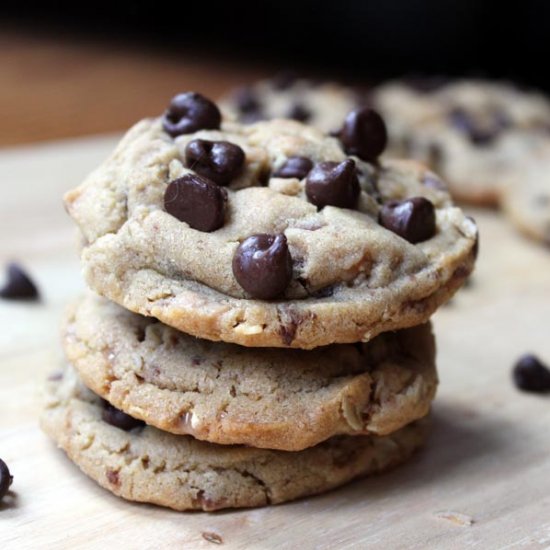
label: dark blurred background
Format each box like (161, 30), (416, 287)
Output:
(1, 0), (549, 145)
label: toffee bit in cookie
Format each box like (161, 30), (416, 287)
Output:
(0, 459), (13, 501)
(287, 103), (311, 123)
(232, 234), (292, 299)
(102, 401), (145, 431)
(162, 92), (221, 137)
(185, 139), (245, 186)
(164, 174), (227, 232)
(305, 159), (360, 209)
(273, 156), (313, 179)
(339, 107), (388, 161)
(512, 354), (550, 393)
(0, 263), (40, 301)
(379, 197), (436, 244)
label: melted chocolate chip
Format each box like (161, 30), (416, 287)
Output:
(305, 159), (360, 209)
(273, 156), (313, 179)
(232, 234), (293, 299)
(287, 103), (311, 122)
(102, 401), (145, 431)
(0, 459), (13, 500)
(379, 197), (436, 243)
(339, 107), (388, 161)
(164, 174), (227, 232)
(162, 92), (221, 137)
(0, 263), (40, 301)
(185, 139), (245, 186)
(234, 86), (261, 114)
(512, 354), (550, 393)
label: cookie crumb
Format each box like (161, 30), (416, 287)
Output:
(434, 510), (474, 526)
(202, 531), (223, 544)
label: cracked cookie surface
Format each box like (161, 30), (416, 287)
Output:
(373, 79), (550, 205)
(62, 294), (437, 451)
(65, 116), (477, 348)
(41, 365), (429, 511)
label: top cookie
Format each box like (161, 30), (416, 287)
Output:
(373, 79), (550, 205)
(221, 75), (360, 134)
(65, 92), (477, 348)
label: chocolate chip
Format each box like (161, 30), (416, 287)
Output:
(339, 107), (388, 161)
(287, 103), (311, 122)
(185, 139), (245, 186)
(162, 92), (221, 137)
(164, 174), (227, 232)
(305, 159), (360, 209)
(448, 107), (499, 146)
(273, 156), (313, 179)
(0, 459), (13, 500)
(0, 263), (40, 301)
(512, 354), (550, 393)
(233, 86), (261, 114)
(379, 197), (436, 243)
(404, 75), (449, 93)
(270, 71), (298, 90)
(102, 401), (145, 431)
(232, 234), (292, 299)
(423, 173), (447, 191)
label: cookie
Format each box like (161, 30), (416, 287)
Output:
(62, 294), (437, 451)
(64, 95), (477, 348)
(221, 76), (360, 134)
(41, 365), (430, 511)
(373, 79), (550, 205)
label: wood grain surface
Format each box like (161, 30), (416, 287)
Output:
(1, 137), (550, 549)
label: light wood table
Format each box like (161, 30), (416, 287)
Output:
(1, 136), (550, 549)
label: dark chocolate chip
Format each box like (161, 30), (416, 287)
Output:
(102, 401), (145, 431)
(305, 159), (360, 209)
(379, 197), (436, 243)
(162, 92), (221, 137)
(423, 173), (447, 191)
(185, 139), (245, 186)
(270, 71), (298, 90)
(232, 234), (292, 299)
(164, 174), (227, 232)
(233, 86), (261, 114)
(287, 103), (311, 123)
(512, 354), (550, 393)
(273, 156), (313, 179)
(0, 459), (13, 500)
(0, 263), (40, 301)
(449, 107), (498, 146)
(339, 107), (388, 161)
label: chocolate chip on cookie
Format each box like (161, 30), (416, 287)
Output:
(273, 156), (313, 179)
(449, 107), (497, 146)
(162, 92), (221, 137)
(339, 107), (388, 161)
(512, 354), (550, 393)
(287, 103), (311, 123)
(234, 86), (262, 114)
(423, 173), (447, 191)
(379, 197), (436, 243)
(102, 401), (145, 431)
(0, 459), (13, 501)
(270, 71), (298, 90)
(305, 159), (360, 209)
(185, 139), (245, 186)
(0, 263), (40, 301)
(232, 234), (292, 299)
(164, 174), (227, 232)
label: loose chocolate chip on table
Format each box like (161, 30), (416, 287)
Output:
(287, 103), (311, 122)
(232, 234), (293, 299)
(339, 107), (388, 161)
(0, 263), (40, 301)
(185, 139), (245, 186)
(305, 159), (360, 209)
(164, 174), (227, 232)
(102, 401), (145, 431)
(162, 92), (221, 137)
(0, 459), (13, 501)
(379, 197), (436, 243)
(512, 354), (550, 393)
(273, 156), (313, 179)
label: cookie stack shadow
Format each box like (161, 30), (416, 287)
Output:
(41, 92), (477, 511)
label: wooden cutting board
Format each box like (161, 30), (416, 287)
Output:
(1, 136), (550, 550)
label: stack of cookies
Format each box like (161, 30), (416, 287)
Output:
(41, 91), (477, 511)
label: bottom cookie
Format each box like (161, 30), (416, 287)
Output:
(41, 365), (430, 511)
